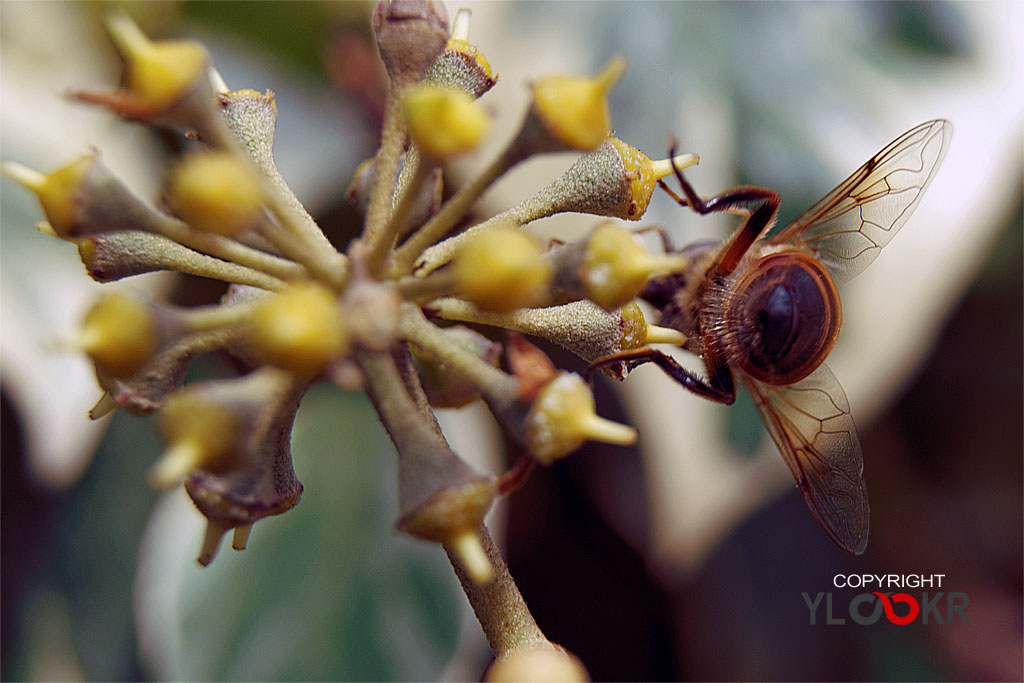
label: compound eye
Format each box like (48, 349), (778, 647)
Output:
(727, 251), (841, 385)
(758, 283), (798, 358)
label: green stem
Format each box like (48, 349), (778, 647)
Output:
(391, 147), (519, 277)
(395, 269), (458, 303)
(363, 92), (408, 275)
(150, 214), (307, 283)
(398, 303), (518, 399)
(444, 524), (553, 657)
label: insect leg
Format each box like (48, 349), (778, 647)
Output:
(660, 141), (781, 276)
(634, 225), (677, 253)
(587, 348), (736, 404)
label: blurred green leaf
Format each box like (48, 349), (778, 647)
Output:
(180, 1), (368, 77)
(58, 409), (163, 680)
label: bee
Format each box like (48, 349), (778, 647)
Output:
(592, 119), (952, 554)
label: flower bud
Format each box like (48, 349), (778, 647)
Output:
(152, 390), (242, 489)
(168, 151), (265, 237)
(403, 85), (490, 159)
(173, 369), (307, 565)
(2, 153), (171, 239)
(431, 298), (665, 371)
(77, 291), (162, 379)
(373, 0), (449, 86)
(397, 477), (497, 583)
(581, 223), (689, 310)
(246, 283), (350, 374)
(486, 646), (589, 683)
(530, 55), (625, 151)
(454, 226), (552, 313)
(514, 137), (699, 224)
(71, 13), (219, 136)
(524, 372), (637, 465)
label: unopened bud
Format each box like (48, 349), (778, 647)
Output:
(3, 153), (170, 239)
(247, 283), (350, 374)
(530, 55), (625, 151)
(152, 391), (242, 488)
(582, 223), (688, 310)
(168, 151), (265, 237)
(71, 12), (217, 134)
(525, 372), (637, 465)
(77, 291), (161, 379)
(454, 226), (552, 313)
(403, 85), (490, 159)
(373, 0), (449, 86)
(486, 646), (589, 683)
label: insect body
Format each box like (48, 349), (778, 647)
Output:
(595, 119), (952, 554)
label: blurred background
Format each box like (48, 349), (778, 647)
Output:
(2, 2), (1021, 681)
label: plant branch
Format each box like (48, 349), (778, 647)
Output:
(445, 523), (555, 657)
(390, 146), (520, 276)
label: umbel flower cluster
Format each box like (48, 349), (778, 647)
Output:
(5, 2), (700, 677)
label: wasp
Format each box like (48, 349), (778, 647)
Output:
(592, 119), (952, 554)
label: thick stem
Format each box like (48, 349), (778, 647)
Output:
(444, 524), (554, 657)
(391, 148), (519, 276)
(149, 214), (307, 283)
(363, 92), (408, 274)
(359, 348), (550, 654)
(398, 303), (519, 400)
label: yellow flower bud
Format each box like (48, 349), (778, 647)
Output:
(247, 283), (349, 374)
(525, 372), (637, 464)
(487, 646), (589, 683)
(582, 223), (688, 310)
(607, 137), (699, 218)
(169, 151), (265, 236)
(151, 393), (241, 489)
(531, 55), (625, 151)
(78, 291), (159, 379)
(454, 226), (552, 313)
(107, 12), (208, 112)
(404, 85), (490, 159)
(1, 154), (96, 238)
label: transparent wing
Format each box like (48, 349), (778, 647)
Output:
(770, 119), (952, 284)
(741, 364), (870, 554)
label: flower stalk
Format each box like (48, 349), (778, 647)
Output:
(3, 2), (704, 673)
